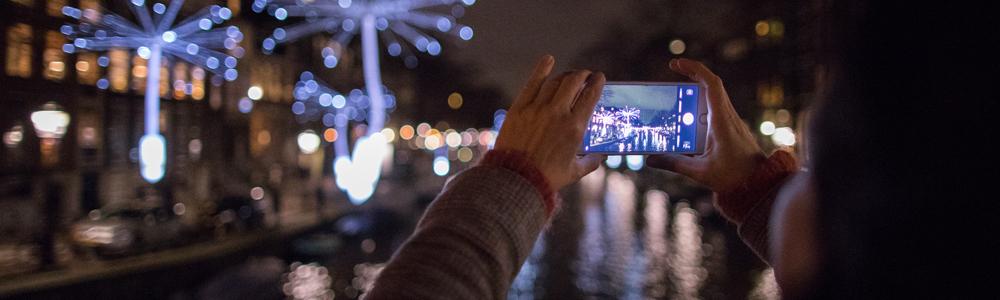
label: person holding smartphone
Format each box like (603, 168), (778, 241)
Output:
(367, 1), (995, 298)
(365, 54), (795, 298)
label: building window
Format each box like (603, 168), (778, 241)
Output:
(191, 67), (205, 100)
(227, 0), (241, 15)
(79, 0), (103, 22)
(5, 24), (33, 78)
(172, 62), (188, 100)
(132, 55), (147, 91)
(44, 31), (67, 81)
(108, 49), (130, 92)
(46, 0), (67, 17)
(76, 52), (100, 85)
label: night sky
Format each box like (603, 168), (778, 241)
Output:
(450, 0), (636, 100)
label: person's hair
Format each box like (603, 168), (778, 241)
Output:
(809, 0), (997, 298)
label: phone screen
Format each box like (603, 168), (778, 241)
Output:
(581, 82), (702, 154)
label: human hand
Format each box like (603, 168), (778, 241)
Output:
(493, 55), (607, 190)
(647, 58), (766, 193)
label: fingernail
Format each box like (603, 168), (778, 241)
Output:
(543, 54), (554, 64)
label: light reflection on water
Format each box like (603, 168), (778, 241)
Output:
(508, 170), (746, 299)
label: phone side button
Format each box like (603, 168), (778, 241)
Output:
(700, 113), (708, 124)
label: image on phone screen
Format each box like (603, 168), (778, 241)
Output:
(581, 83), (701, 154)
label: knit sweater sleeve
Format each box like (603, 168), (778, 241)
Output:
(365, 150), (553, 300)
(715, 150), (798, 262)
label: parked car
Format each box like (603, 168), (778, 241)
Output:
(70, 206), (187, 258)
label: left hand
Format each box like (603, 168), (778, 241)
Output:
(494, 55), (607, 190)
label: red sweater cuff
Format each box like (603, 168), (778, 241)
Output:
(480, 150), (557, 217)
(716, 150), (798, 225)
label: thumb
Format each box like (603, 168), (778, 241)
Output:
(647, 154), (702, 178)
(574, 154), (605, 178)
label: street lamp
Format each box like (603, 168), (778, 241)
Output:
(30, 102), (70, 139)
(31, 102), (71, 167)
(29, 102), (70, 268)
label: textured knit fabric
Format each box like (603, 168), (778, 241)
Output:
(480, 149), (557, 216)
(365, 164), (549, 300)
(716, 150), (799, 260)
(366, 150), (796, 299)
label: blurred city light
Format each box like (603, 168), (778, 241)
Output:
(433, 155), (450, 176)
(247, 86), (263, 100)
(448, 92), (463, 109)
(669, 39), (686, 55)
(399, 125), (415, 140)
(139, 133), (166, 183)
(772, 127), (796, 146)
(30, 102), (70, 139)
(62, 0), (242, 183)
(297, 130), (321, 154)
(626, 155), (644, 171)
(606, 155), (623, 168)
(760, 121), (776, 135)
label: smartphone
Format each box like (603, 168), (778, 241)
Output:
(580, 82), (707, 155)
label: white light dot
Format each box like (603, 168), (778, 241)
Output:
(324, 56), (338, 68)
(263, 38), (276, 51)
(760, 121), (776, 135)
(606, 155), (623, 168)
(433, 156), (450, 176)
(250, 187), (264, 200)
(669, 39), (686, 55)
(219, 7), (232, 19)
(199, 19), (213, 30)
(682, 112), (695, 126)
(332, 95), (346, 108)
(224, 69), (238, 81)
(186, 44), (199, 55)
(427, 41), (442, 56)
(436, 18), (452, 32)
(298, 130), (321, 154)
(161, 31), (176, 43)
(137, 46), (151, 59)
(771, 127), (796, 146)
(338, 0), (351, 8)
(152, 3), (166, 14)
(206, 57), (219, 69)
(248, 86), (263, 100)
(459, 26), (474, 40)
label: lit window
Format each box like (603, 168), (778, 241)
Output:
(108, 49), (130, 92)
(227, 0), (241, 15)
(191, 67), (205, 100)
(44, 31), (67, 81)
(172, 62), (188, 100)
(80, 0), (103, 22)
(76, 53), (100, 85)
(132, 55), (147, 91)
(46, 0), (67, 17)
(159, 61), (169, 97)
(5, 24), (33, 78)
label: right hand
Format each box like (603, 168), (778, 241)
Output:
(647, 58), (766, 193)
(493, 55), (607, 191)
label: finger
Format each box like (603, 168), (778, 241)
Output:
(551, 70), (592, 113)
(574, 154), (605, 178)
(511, 55), (555, 111)
(646, 154), (703, 178)
(669, 58), (739, 133)
(572, 72), (606, 122)
(534, 71), (572, 108)
(669, 59), (731, 114)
